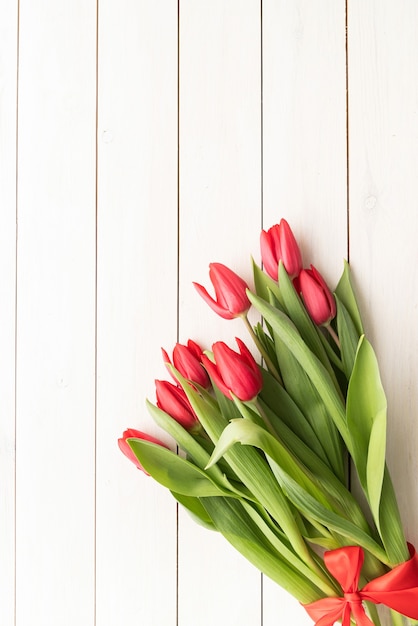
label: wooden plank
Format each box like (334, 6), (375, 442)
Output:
(178, 2), (262, 624)
(348, 0), (418, 559)
(263, 0), (347, 285)
(0, 2), (18, 624)
(15, 2), (97, 624)
(96, 2), (178, 625)
(262, 2), (347, 622)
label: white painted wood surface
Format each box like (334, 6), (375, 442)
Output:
(2, 1), (418, 625)
(15, 2), (96, 625)
(179, 3), (262, 624)
(96, 2), (178, 624)
(0, 2), (17, 625)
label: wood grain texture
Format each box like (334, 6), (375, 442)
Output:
(1, 1), (418, 624)
(263, 0), (348, 282)
(96, 2), (178, 625)
(178, 2), (263, 624)
(0, 2), (17, 624)
(15, 2), (97, 624)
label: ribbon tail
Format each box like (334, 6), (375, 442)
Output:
(342, 604), (351, 626)
(362, 544), (418, 620)
(362, 588), (418, 620)
(302, 598), (345, 626)
(350, 602), (376, 626)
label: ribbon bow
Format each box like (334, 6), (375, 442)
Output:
(303, 544), (418, 626)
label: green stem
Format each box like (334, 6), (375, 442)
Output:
(326, 323), (341, 350)
(251, 398), (279, 438)
(318, 330), (345, 372)
(232, 398), (341, 593)
(365, 602), (382, 626)
(240, 500), (339, 598)
(242, 314), (283, 384)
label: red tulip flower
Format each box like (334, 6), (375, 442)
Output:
(299, 265), (336, 326)
(162, 339), (210, 388)
(118, 428), (167, 475)
(155, 379), (200, 431)
(201, 338), (263, 401)
(260, 219), (303, 280)
(193, 262), (250, 320)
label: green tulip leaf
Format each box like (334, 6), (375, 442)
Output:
(146, 398), (242, 495)
(172, 371), (318, 567)
(334, 260), (364, 337)
(207, 417), (330, 509)
(146, 398), (253, 497)
(205, 418), (318, 499)
(256, 399), (372, 533)
(252, 258), (285, 309)
(271, 330), (345, 481)
(367, 404), (387, 526)
(253, 323), (280, 373)
(128, 438), (235, 498)
(201, 496), (323, 603)
(259, 370), (330, 466)
(247, 291), (350, 449)
(335, 295), (360, 378)
(237, 499), (338, 597)
(274, 472), (387, 564)
(377, 470), (409, 565)
(304, 537), (340, 550)
(346, 337), (409, 565)
(146, 398), (214, 466)
(212, 384), (242, 422)
(346, 336), (387, 522)
(278, 262), (337, 381)
(206, 416), (365, 529)
(170, 491), (216, 530)
(172, 370), (229, 444)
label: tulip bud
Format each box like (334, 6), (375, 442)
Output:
(260, 219), (302, 280)
(162, 339), (210, 388)
(299, 265), (336, 326)
(193, 262), (250, 320)
(118, 428), (167, 475)
(155, 379), (200, 431)
(201, 338), (263, 401)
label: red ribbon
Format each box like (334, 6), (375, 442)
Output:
(303, 544), (418, 626)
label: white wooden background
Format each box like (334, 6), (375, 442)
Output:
(1, 1), (418, 625)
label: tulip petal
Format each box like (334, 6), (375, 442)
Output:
(279, 219), (302, 279)
(193, 263), (250, 319)
(161, 347), (179, 384)
(186, 339), (204, 359)
(209, 263), (250, 315)
(299, 267), (336, 326)
(173, 343), (210, 388)
(155, 380), (199, 430)
(260, 229), (280, 280)
(118, 437), (146, 472)
(212, 340), (262, 401)
(236, 337), (258, 369)
(309, 265), (336, 319)
(193, 282), (235, 319)
(201, 353), (232, 398)
(118, 428), (167, 475)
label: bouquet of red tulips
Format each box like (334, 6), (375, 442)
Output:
(119, 219), (418, 626)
